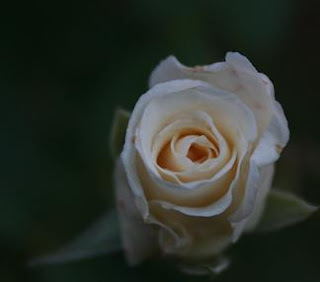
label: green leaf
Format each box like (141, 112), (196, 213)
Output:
(257, 190), (318, 232)
(29, 210), (122, 266)
(110, 108), (130, 158)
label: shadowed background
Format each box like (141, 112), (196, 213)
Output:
(1, 0), (320, 281)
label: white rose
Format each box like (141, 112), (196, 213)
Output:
(115, 52), (290, 272)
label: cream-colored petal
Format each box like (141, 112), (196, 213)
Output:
(228, 159), (261, 242)
(178, 256), (230, 276)
(225, 55), (289, 166)
(259, 72), (275, 98)
(151, 192), (232, 217)
(225, 52), (257, 73)
(252, 101), (289, 166)
(149, 54), (274, 138)
(245, 164), (275, 231)
(150, 204), (232, 259)
(137, 151), (236, 208)
(114, 159), (158, 265)
(149, 56), (190, 87)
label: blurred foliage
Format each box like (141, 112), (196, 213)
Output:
(1, 0), (320, 281)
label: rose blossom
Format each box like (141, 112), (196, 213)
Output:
(115, 52), (289, 271)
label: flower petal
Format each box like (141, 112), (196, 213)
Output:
(115, 159), (158, 265)
(150, 204), (232, 258)
(245, 164), (275, 231)
(149, 53), (274, 138)
(178, 256), (230, 276)
(228, 157), (261, 242)
(225, 52), (257, 73)
(152, 191), (233, 217)
(149, 56), (189, 87)
(252, 101), (289, 166)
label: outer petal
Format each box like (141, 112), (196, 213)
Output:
(149, 52), (274, 138)
(244, 164), (275, 231)
(225, 52), (257, 72)
(220, 153), (258, 241)
(149, 56), (190, 87)
(252, 101), (289, 166)
(150, 203), (232, 259)
(228, 163), (275, 241)
(115, 159), (158, 265)
(178, 256), (230, 276)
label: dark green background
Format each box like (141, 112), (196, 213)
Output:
(1, 0), (320, 281)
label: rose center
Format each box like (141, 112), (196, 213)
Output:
(156, 132), (220, 172)
(187, 143), (212, 163)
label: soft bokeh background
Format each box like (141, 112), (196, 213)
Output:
(1, 0), (320, 281)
